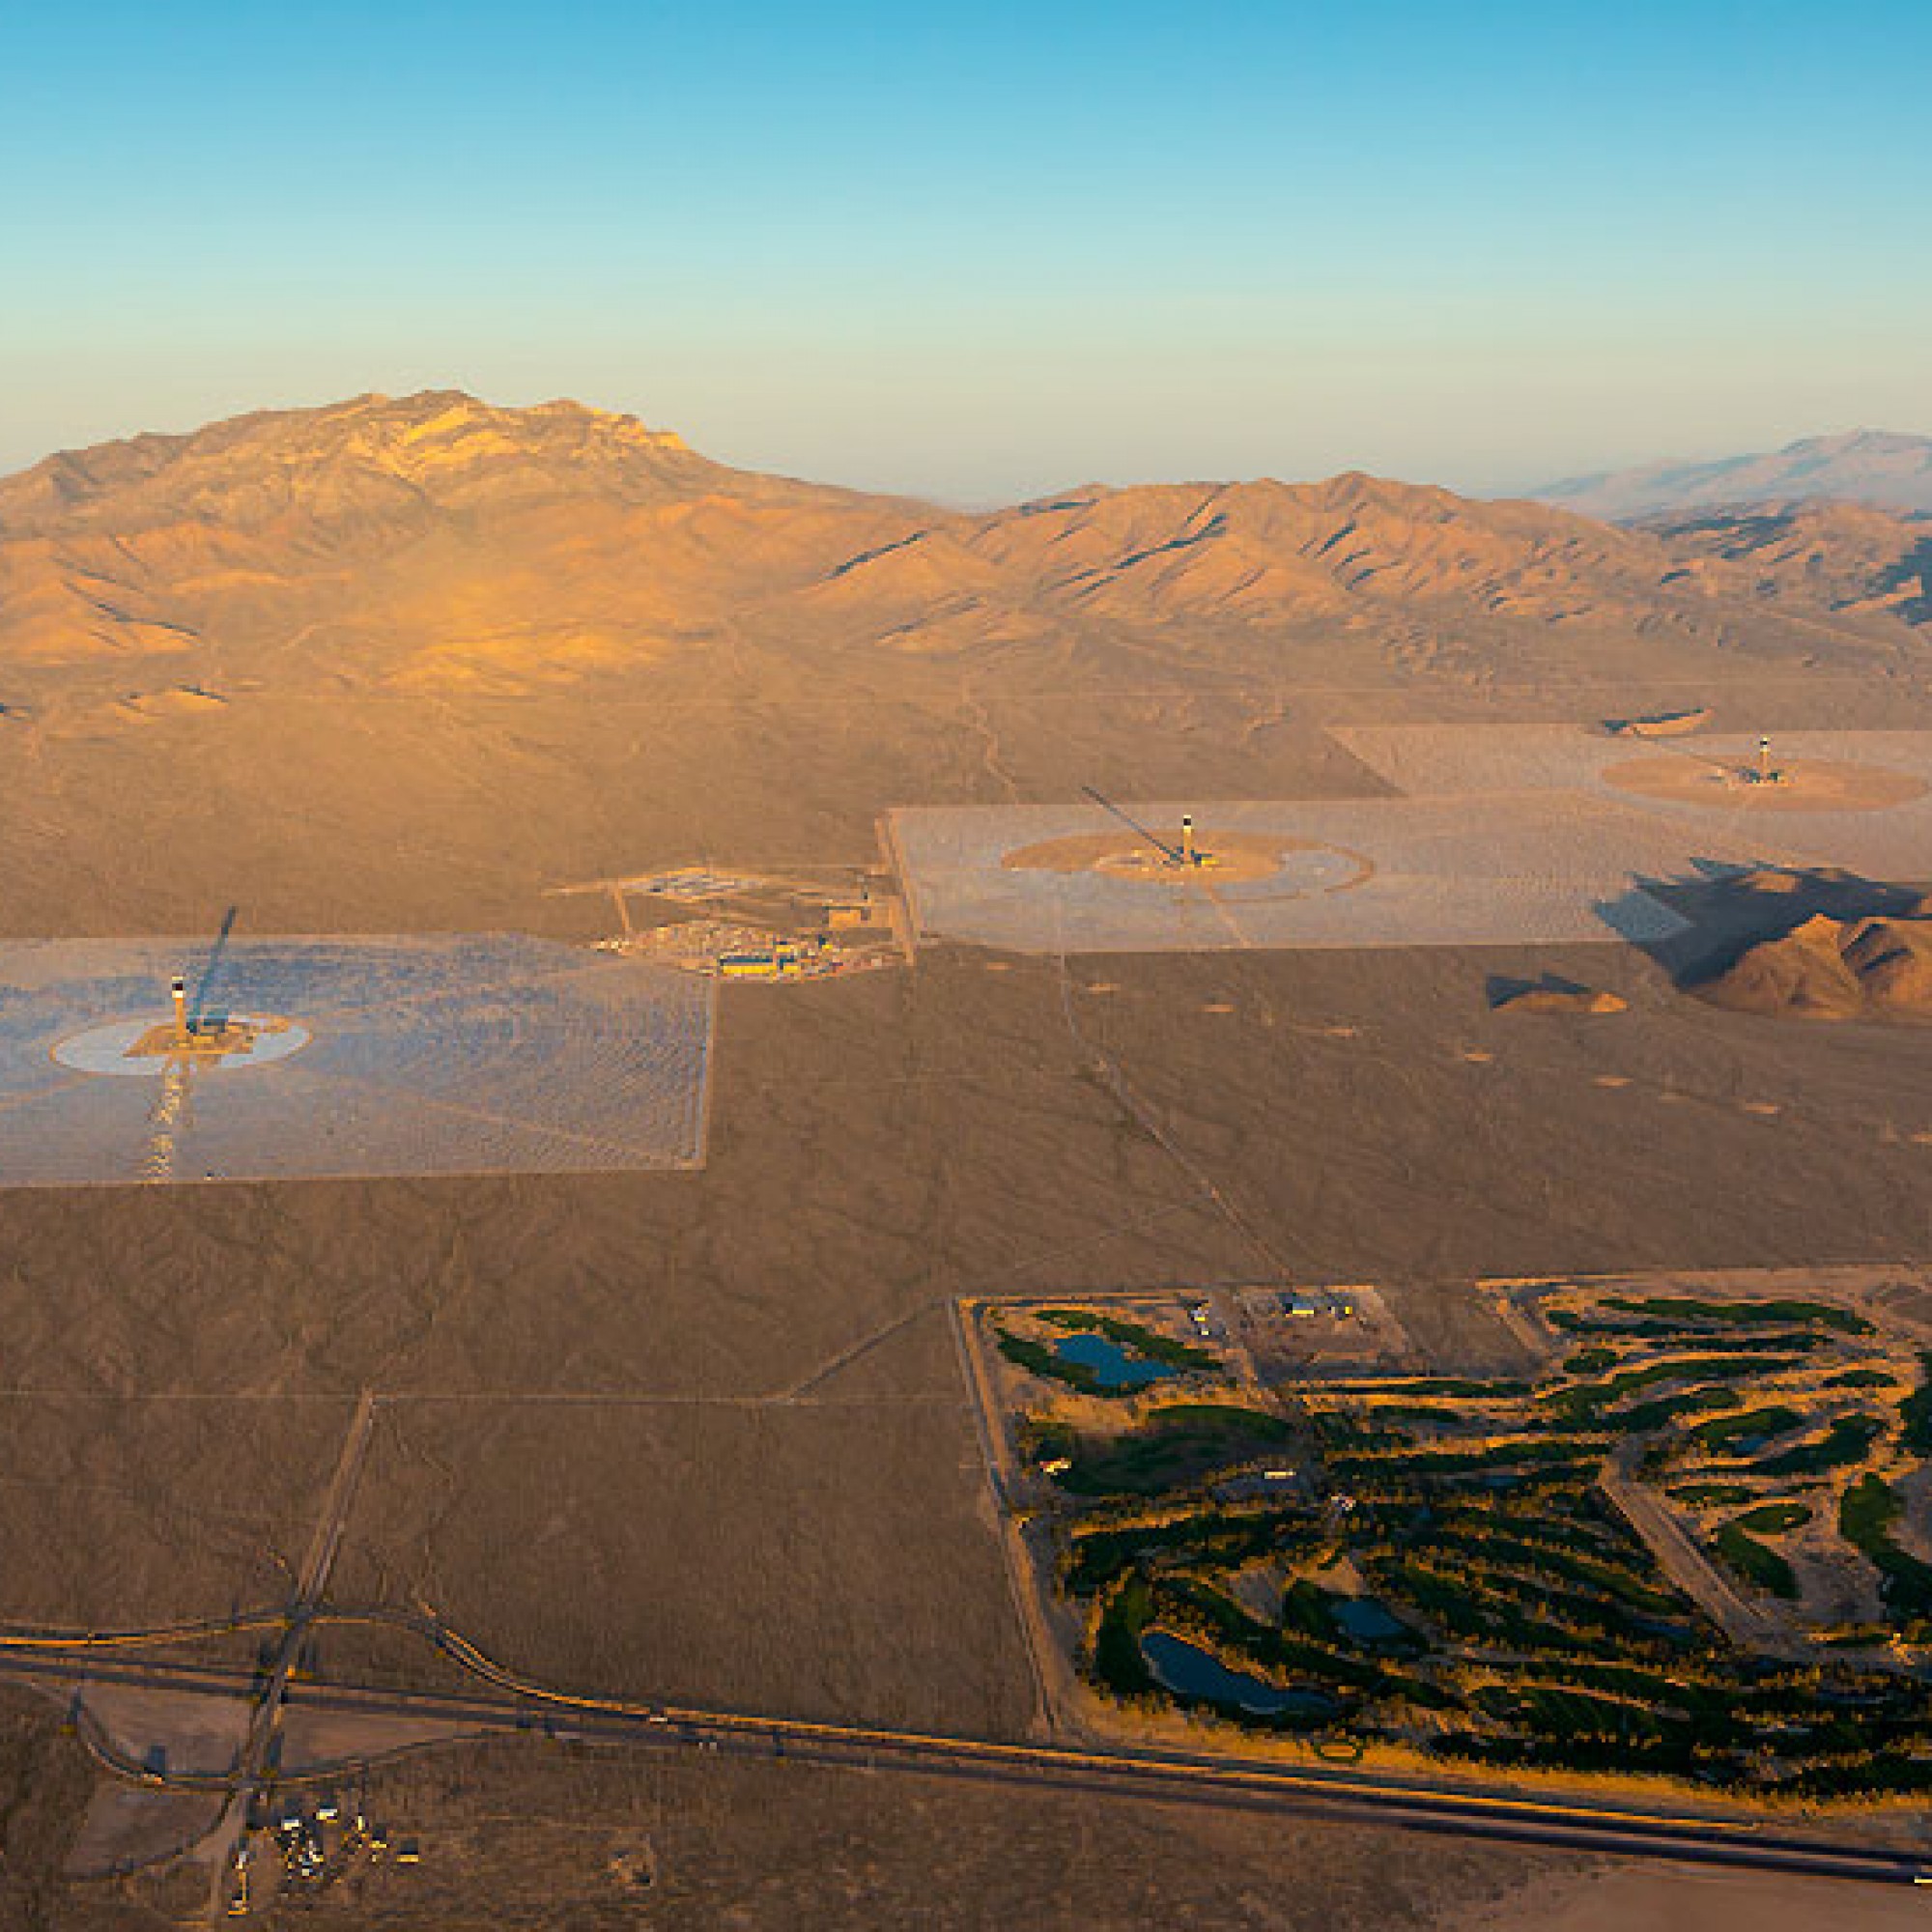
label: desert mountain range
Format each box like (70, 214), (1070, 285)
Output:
(1, 391), (1927, 699)
(1, 390), (1928, 938)
(1538, 429), (1932, 521)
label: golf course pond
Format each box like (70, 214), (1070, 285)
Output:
(1139, 1631), (1336, 1719)
(1053, 1333), (1177, 1390)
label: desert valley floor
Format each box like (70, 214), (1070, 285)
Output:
(3, 394), (1932, 1927)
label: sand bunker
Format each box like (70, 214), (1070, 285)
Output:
(1602, 753), (1927, 813)
(1003, 830), (1370, 892)
(0, 935), (712, 1186)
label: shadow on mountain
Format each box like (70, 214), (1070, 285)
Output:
(1599, 863), (1932, 1021)
(1889, 532), (1932, 627)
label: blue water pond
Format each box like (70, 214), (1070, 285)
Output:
(1140, 1630), (1335, 1718)
(1329, 1596), (1405, 1643)
(1055, 1333), (1176, 1389)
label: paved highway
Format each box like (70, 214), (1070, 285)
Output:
(201, 1390), (380, 1919)
(0, 1643), (1925, 1890)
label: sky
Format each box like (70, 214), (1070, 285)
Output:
(3, 0), (1929, 502)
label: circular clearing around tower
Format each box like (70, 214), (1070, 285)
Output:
(53, 1014), (312, 1077)
(1601, 754), (1927, 813)
(1001, 830), (1373, 893)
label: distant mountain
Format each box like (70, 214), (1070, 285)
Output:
(1641, 499), (1931, 632)
(1536, 431), (1932, 521)
(3, 390), (1924, 700)
(2, 390), (1928, 936)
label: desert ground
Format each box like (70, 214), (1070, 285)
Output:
(10, 925), (1932, 1922)
(4, 396), (1932, 1924)
(11, 1695), (1932, 1931)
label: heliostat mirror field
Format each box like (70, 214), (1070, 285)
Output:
(890, 729), (1932, 955)
(0, 935), (713, 1185)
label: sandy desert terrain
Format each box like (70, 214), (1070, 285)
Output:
(3, 395), (1931, 1926)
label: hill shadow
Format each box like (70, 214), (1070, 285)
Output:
(1486, 971), (1601, 1009)
(1596, 863), (1928, 988)
(1888, 532), (1932, 627)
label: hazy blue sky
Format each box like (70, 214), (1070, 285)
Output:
(4, 1), (1928, 500)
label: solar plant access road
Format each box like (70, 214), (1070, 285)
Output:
(1, 1642), (1923, 1894)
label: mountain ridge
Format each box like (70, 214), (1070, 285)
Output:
(0, 391), (1924, 691)
(1536, 429), (1932, 521)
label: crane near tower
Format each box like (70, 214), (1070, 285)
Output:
(1080, 787), (1209, 869)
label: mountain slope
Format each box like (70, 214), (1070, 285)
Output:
(1536, 430), (1932, 521)
(1701, 907), (1932, 1021)
(0, 391), (1928, 934)
(1642, 500), (1932, 630)
(0, 391), (925, 684)
(8, 390), (1925, 696)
